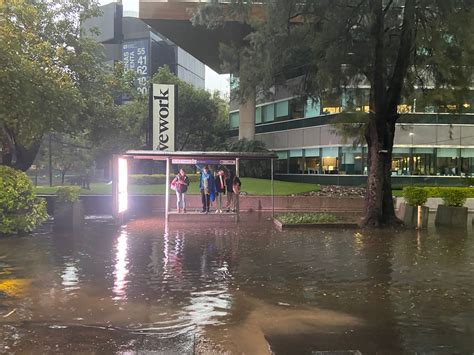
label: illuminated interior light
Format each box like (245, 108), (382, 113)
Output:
(118, 158), (128, 213)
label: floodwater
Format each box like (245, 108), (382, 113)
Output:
(0, 214), (473, 354)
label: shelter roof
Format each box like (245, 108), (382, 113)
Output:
(123, 150), (278, 160)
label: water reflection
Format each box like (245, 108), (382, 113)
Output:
(0, 217), (473, 353)
(61, 259), (79, 291)
(113, 228), (129, 301)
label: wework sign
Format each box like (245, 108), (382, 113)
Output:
(152, 84), (175, 151)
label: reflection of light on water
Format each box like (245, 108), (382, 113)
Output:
(61, 260), (79, 291)
(113, 229), (129, 300)
(186, 262), (232, 326)
(163, 231), (185, 285)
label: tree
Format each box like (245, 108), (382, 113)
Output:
(194, 0), (474, 227)
(152, 66), (229, 151)
(0, 0), (131, 172)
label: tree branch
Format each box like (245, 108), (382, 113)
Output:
(386, 0), (416, 117)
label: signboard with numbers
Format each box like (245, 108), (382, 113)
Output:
(122, 39), (149, 97)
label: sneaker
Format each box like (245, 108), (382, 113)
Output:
(215, 210), (219, 214)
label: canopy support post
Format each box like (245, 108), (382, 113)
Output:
(236, 158), (240, 222)
(271, 158), (275, 218)
(165, 157), (170, 222)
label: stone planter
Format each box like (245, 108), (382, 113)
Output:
(400, 203), (429, 228)
(435, 205), (468, 227)
(54, 200), (84, 231)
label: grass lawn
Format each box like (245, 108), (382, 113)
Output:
(34, 178), (321, 196)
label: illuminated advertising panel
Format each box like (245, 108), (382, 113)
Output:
(118, 158), (128, 213)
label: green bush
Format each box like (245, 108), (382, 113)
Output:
(439, 188), (467, 207)
(402, 186), (428, 206)
(0, 165), (48, 234)
(56, 186), (81, 203)
(130, 174), (199, 185)
(277, 212), (339, 224)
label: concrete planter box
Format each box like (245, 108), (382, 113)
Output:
(273, 218), (359, 231)
(54, 200), (84, 231)
(435, 205), (468, 227)
(399, 203), (429, 228)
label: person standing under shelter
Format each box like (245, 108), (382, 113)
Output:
(172, 169), (190, 213)
(232, 173), (241, 213)
(199, 165), (215, 213)
(215, 169), (226, 213)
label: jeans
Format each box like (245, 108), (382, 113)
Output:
(216, 192), (223, 211)
(201, 190), (210, 211)
(176, 191), (186, 210)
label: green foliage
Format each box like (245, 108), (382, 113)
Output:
(152, 67), (229, 151)
(0, 0), (140, 171)
(0, 166), (48, 234)
(226, 139), (270, 178)
(439, 188), (468, 207)
(55, 186), (81, 203)
(277, 213), (339, 224)
(402, 186), (429, 206)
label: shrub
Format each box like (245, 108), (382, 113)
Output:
(277, 212), (339, 224)
(402, 186), (428, 206)
(0, 165), (48, 234)
(56, 186), (81, 203)
(440, 188), (467, 207)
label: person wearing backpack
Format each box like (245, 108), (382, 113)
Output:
(171, 169), (190, 213)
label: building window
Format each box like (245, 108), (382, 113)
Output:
(262, 104), (275, 123)
(275, 101), (289, 118)
(304, 97), (320, 118)
(255, 106), (262, 124)
(229, 112), (239, 129)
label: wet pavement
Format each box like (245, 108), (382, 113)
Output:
(0, 214), (473, 354)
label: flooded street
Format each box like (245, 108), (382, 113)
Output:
(0, 214), (473, 354)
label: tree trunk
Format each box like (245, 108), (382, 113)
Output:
(362, 116), (401, 227)
(1, 126), (42, 172)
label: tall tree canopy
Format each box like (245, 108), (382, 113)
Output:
(195, 0), (474, 227)
(0, 0), (134, 171)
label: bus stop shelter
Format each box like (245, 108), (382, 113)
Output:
(112, 150), (278, 223)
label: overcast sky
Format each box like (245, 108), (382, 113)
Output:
(99, 0), (230, 97)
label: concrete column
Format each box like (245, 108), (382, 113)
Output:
(238, 90), (256, 140)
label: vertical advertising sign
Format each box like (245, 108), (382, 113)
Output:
(122, 39), (149, 98)
(152, 84), (176, 152)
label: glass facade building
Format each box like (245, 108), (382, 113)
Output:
(230, 83), (474, 181)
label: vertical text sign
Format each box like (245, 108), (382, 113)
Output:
(122, 39), (149, 98)
(153, 84), (175, 152)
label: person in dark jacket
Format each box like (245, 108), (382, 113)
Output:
(225, 170), (241, 212)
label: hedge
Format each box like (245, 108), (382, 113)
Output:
(402, 186), (428, 206)
(402, 186), (473, 207)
